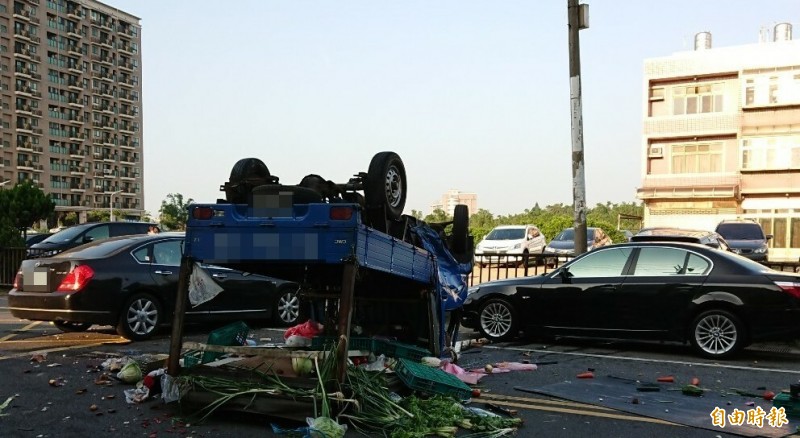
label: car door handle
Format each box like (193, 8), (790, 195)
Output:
(154, 270), (173, 275)
(212, 273), (227, 279)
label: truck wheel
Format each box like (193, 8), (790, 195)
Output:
(365, 152), (407, 220)
(451, 204), (469, 255)
(226, 158), (273, 204)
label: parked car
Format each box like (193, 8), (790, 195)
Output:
(8, 233), (302, 341)
(543, 226), (612, 261)
(27, 221), (156, 258)
(462, 241), (800, 358)
(25, 232), (53, 247)
(632, 227), (731, 251)
(474, 225), (546, 266)
(715, 219), (771, 262)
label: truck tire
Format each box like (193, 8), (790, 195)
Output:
(226, 158), (273, 204)
(365, 152), (407, 220)
(451, 204), (469, 255)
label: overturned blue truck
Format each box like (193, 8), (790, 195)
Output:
(166, 152), (474, 378)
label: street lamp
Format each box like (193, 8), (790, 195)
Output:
(109, 190), (123, 222)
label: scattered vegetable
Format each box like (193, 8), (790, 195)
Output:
(690, 377), (700, 386)
(576, 372), (594, 379)
(484, 364), (493, 374)
(656, 376), (674, 383)
(116, 361), (142, 384)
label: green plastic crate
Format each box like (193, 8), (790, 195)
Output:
(375, 340), (430, 361)
(395, 358), (472, 400)
(310, 336), (374, 352)
(182, 321), (250, 368)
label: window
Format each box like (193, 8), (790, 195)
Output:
(671, 84), (724, 115)
(564, 247), (632, 278)
(152, 240), (183, 266)
(632, 247), (709, 276)
(671, 142), (723, 174)
(133, 245), (150, 263)
(741, 135), (800, 171)
(84, 225), (109, 241)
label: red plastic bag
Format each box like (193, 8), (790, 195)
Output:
(283, 320), (323, 340)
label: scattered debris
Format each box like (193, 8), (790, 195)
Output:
(656, 376), (674, 383)
(0, 394), (17, 417)
(690, 377), (700, 386)
(94, 373), (113, 386)
(89, 404), (98, 412)
(30, 353), (46, 363)
(47, 363), (62, 368)
(636, 383), (660, 392)
(75, 388), (87, 395)
(48, 378), (65, 387)
(576, 372), (594, 379)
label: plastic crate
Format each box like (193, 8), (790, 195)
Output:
(182, 321), (250, 367)
(375, 340), (430, 361)
(310, 336), (374, 352)
(395, 358), (472, 400)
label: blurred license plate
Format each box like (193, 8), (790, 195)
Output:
(33, 270), (48, 286)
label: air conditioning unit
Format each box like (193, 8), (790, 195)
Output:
(648, 146), (664, 158)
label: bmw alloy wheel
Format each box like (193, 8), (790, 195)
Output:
(479, 299), (517, 341)
(692, 310), (743, 358)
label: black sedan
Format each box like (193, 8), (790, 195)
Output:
(8, 233), (302, 341)
(461, 241), (800, 358)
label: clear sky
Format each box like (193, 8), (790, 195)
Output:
(108, 0), (798, 218)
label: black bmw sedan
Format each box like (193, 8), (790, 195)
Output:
(461, 241), (800, 359)
(8, 232), (302, 341)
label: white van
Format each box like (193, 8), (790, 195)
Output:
(474, 225), (547, 266)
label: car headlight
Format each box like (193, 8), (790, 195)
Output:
(467, 286), (480, 295)
(755, 247), (768, 254)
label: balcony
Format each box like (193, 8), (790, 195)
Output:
(67, 45), (83, 56)
(15, 103), (32, 114)
(31, 145), (43, 153)
(12, 9), (31, 22)
(69, 150), (85, 158)
(68, 98), (84, 108)
(118, 61), (133, 72)
(67, 9), (84, 20)
(69, 116), (84, 125)
(18, 160), (34, 170)
(69, 165), (87, 175)
(644, 113), (740, 138)
(68, 133), (85, 142)
(119, 109), (135, 119)
(16, 142), (33, 152)
(17, 123), (33, 133)
(32, 128), (43, 135)
(14, 66), (32, 78)
(14, 85), (33, 96)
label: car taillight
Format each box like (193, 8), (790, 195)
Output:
(775, 281), (800, 299)
(193, 206), (214, 220)
(330, 206), (353, 220)
(13, 271), (21, 289)
(57, 265), (94, 292)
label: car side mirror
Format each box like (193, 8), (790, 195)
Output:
(766, 234), (773, 241)
(558, 268), (573, 283)
(83, 236), (94, 243)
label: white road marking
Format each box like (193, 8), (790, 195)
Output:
(485, 345), (800, 374)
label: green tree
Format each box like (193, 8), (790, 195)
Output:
(159, 193), (194, 230)
(0, 180), (55, 246)
(423, 207), (450, 223)
(62, 212), (79, 226)
(409, 209), (423, 220)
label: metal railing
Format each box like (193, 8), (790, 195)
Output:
(0, 247), (26, 286)
(468, 253), (574, 286)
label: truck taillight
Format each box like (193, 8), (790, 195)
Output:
(57, 265), (94, 292)
(775, 281), (800, 300)
(193, 207), (214, 220)
(13, 271), (21, 289)
(330, 206), (353, 220)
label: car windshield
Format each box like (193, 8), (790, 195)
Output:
(40, 226), (83, 243)
(716, 223), (763, 240)
(485, 228), (525, 240)
(553, 228), (595, 241)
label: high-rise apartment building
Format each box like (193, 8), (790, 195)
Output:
(0, 0), (143, 223)
(638, 24), (800, 261)
(430, 189), (478, 217)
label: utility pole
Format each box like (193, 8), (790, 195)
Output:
(568, 0), (589, 254)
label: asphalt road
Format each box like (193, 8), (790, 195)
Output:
(2, 291), (800, 438)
